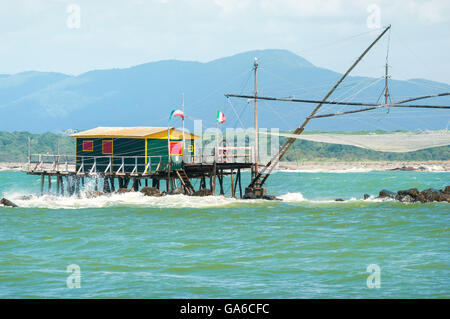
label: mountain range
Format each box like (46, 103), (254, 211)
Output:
(0, 49), (449, 133)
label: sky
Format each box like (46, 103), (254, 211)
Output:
(0, 0), (449, 83)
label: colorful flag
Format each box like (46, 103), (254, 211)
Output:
(217, 110), (226, 124)
(169, 109), (184, 121)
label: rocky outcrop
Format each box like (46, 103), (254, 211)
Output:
(376, 186), (450, 203)
(140, 187), (162, 197)
(378, 189), (397, 199)
(421, 188), (449, 202)
(396, 188), (426, 203)
(192, 189), (212, 197)
(1, 198), (18, 207)
(116, 188), (133, 194)
(168, 187), (183, 195)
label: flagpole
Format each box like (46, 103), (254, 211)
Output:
(182, 93), (185, 156)
(167, 121), (171, 192)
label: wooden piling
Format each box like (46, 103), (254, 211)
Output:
(60, 176), (64, 196)
(238, 168), (242, 198)
(231, 169), (235, 198)
(132, 178), (139, 191)
(56, 176), (60, 195)
(218, 169), (224, 195)
(103, 178), (111, 193)
(109, 177), (115, 192)
(40, 174), (44, 195)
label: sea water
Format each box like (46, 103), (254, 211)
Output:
(0, 169), (448, 298)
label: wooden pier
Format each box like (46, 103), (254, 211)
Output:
(26, 150), (253, 198)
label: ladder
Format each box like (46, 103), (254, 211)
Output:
(175, 169), (195, 195)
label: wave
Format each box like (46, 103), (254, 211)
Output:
(1, 189), (430, 210)
(4, 192), (244, 209)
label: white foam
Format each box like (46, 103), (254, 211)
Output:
(278, 192), (306, 202)
(6, 192), (241, 209)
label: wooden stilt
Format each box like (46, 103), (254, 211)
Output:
(200, 176), (206, 190)
(40, 174), (44, 195)
(219, 169), (224, 195)
(231, 169), (235, 198)
(95, 177), (98, 191)
(103, 178), (111, 193)
(48, 175), (52, 193)
(238, 168), (242, 198)
(60, 177), (64, 196)
(109, 177), (115, 192)
(211, 165), (216, 195)
(133, 178), (139, 191)
(145, 179), (148, 187)
(56, 176), (60, 195)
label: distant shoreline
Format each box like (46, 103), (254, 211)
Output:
(278, 161), (450, 172)
(1, 161), (449, 172)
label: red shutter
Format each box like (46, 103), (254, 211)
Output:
(82, 140), (93, 152)
(102, 140), (113, 154)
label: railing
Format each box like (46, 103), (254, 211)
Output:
(27, 147), (254, 174)
(193, 146), (254, 164)
(28, 154), (75, 173)
(28, 154), (169, 175)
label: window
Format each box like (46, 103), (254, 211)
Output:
(82, 140), (93, 152)
(170, 142), (183, 155)
(102, 140), (113, 154)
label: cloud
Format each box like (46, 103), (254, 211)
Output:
(412, 0), (447, 23)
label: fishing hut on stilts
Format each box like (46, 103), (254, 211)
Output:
(26, 126), (253, 198)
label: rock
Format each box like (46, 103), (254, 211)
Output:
(1, 198), (18, 207)
(192, 189), (212, 197)
(140, 187), (162, 197)
(116, 188), (133, 194)
(378, 189), (396, 199)
(398, 194), (415, 203)
(169, 187), (183, 195)
(440, 193), (450, 203)
(421, 188), (446, 202)
(392, 166), (416, 171)
(335, 198), (345, 202)
(442, 186), (450, 195)
(262, 194), (280, 201)
(363, 194), (370, 200)
(396, 188), (425, 203)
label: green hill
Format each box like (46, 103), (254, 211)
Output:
(0, 131), (448, 163)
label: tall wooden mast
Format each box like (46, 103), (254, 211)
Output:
(253, 57), (259, 178)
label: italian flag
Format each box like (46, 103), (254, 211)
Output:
(169, 109), (184, 121)
(217, 110), (226, 124)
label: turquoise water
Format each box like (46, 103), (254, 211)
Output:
(0, 169), (449, 298)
